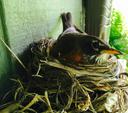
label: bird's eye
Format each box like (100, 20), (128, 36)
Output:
(91, 40), (99, 51)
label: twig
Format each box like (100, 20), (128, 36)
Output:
(0, 38), (27, 70)
(44, 91), (54, 113)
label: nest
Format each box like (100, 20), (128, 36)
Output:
(1, 38), (128, 113)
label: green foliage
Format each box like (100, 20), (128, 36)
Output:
(110, 9), (128, 57)
(110, 9), (123, 42)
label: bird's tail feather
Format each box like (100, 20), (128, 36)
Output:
(61, 12), (73, 31)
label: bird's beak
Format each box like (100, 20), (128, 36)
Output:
(101, 48), (122, 55)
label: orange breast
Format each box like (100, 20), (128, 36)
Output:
(65, 52), (83, 63)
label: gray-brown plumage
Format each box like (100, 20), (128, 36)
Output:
(50, 12), (121, 64)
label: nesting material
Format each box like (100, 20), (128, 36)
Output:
(0, 38), (128, 113)
(29, 38), (128, 113)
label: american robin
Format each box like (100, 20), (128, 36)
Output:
(50, 12), (121, 64)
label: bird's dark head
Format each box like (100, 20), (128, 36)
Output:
(90, 36), (122, 55)
(80, 35), (122, 55)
